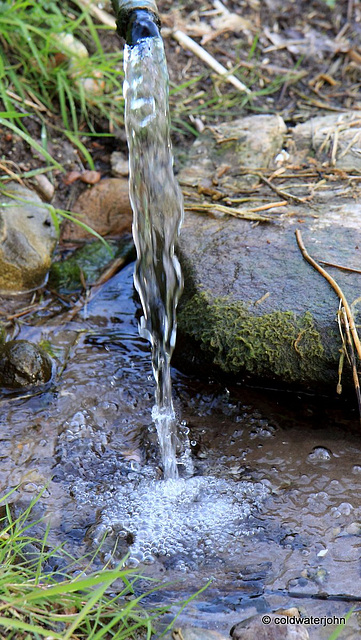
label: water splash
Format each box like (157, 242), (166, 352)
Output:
(123, 37), (186, 479)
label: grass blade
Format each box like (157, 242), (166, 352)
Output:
(0, 117), (63, 170)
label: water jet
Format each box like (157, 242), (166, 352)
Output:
(112, 0), (189, 479)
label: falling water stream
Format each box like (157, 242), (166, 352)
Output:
(108, 32), (270, 573)
(123, 35), (186, 480)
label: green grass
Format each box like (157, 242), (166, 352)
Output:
(0, 0), (124, 157)
(0, 489), (166, 640)
(0, 489), (211, 640)
(327, 609), (355, 640)
(0, 0), (307, 170)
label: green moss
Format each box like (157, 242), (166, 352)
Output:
(49, 238), (135, 294)
(178, 292), (326, 383)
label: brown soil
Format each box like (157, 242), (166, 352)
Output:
(0, 0), (360, 217)
(163, 0), (361, 131)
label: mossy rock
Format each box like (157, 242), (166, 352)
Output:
(0, 340), (53, 388)
(176, 113), (361, 391)
(49, 237), (135, 294)
(178, 293), (337, 387)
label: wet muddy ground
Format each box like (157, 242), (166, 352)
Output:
(1, 262), (361, 639)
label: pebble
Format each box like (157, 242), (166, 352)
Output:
(60, 177), (132, 241)
(32, 174), (55, 202)
(110, 151), (129, 177)
(0, 340), (53, 388)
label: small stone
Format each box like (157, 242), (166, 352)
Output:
(0, 340), (53, 388)
(110, 151), (129, 177)
(274, 149), (290, 165)
(346, 522), (361, 536)
(75, 72), (105, 97)
(53, 32), (89, 60)
(79, 170), (102, 185)
(32, 174), (55, 202)
(60, 178), (132, 241)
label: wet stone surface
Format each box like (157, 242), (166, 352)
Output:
(0, 340), (53, 388)
(0, 263), (361, 638)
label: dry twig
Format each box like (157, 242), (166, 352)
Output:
(258, 175), (307, 204)
(172, 30), (251, 94)
(296, 229), (361, 420)
(341, 306), (361, 420)
(295, 229), (361, 361)
(76, 0), (116, 28)
(185, 202), (272, 222)
(319, 260), (361, 275)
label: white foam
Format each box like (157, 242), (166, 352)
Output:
(91, 475), (270, 568)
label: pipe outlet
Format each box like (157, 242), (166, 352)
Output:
(111, 0), (160, 43)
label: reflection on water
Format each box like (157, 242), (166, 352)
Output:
(0, 263), (361, 637)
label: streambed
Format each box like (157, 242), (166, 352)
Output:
(1, 262), (361, 638)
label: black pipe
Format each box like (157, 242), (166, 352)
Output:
(126, 9), (160, 45)
(111, 0), (161, 44)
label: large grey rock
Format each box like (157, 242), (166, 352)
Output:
(176, 113), (361, 390)
(291, 111), (361, 172)
(0, 182), (57, 293)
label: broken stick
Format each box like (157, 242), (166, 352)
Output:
(295, 229), (361, 361)
(172, 30), (251, 94)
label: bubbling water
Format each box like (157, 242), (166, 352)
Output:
(91, 475), (270, 569)
(123, 37), (186, 479)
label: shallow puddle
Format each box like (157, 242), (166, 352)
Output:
(1, 263), (361, 638)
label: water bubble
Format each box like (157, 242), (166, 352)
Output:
(331, 502), (353, 517)
(86, 475), (269, 569)
(249, 425), (275, 439)
(307, 446), (332, 462)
